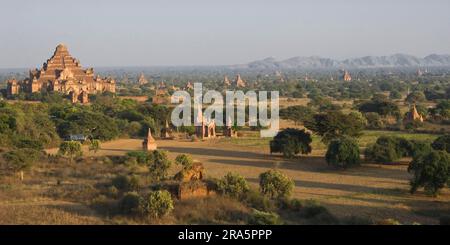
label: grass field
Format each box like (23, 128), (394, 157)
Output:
(37, 130), (450, 224)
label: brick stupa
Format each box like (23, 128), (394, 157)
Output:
(142, 128), (157, 151)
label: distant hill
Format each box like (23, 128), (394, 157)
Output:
(235, 54), (450, 70)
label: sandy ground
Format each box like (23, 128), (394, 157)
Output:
(47, 137), (450, 224)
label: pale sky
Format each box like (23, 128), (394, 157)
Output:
(0, 0), (449, 68)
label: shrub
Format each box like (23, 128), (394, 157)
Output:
(270, 128), (312, 158)
(365, 136), (412, 163)
(119, 192), (142, 215)
(126, 151), (148, 164)
(147, 150), (171, 181)
(259, 170), (294, 199)
(217, 172), (250, 199)
(432, 135), (450, 153)
(408, 150), (450, 196)
(325, 137), (360, 169)
(243, 189), (276, 212)
(298, 201), (338, 224)
(112, 175), (140, 191)
(175, 154), (194, 170)
(140, 190), (174, 218)
(58, 141), (83, 164)
(248, 209), (282, 225)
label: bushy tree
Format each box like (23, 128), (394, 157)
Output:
(119, 192), (142, 215)
(217, 172), (250, 199)
(58, 141), (83, 164)
(279, 105), (314, 125)
(141, 190), (174, 218)
(432, 135), (450, 153)
(408, 150), (450, 196)
(2, 148), (41, 181)
(304, 111), (365, 143)
(364, 112), (384, 129)
(126, 151), (148, 164)
(405, 91), (426, 104)
(326, 137), (360, 169)
(112, 175), (140, 191)
(259, 170), (294, 199)
(429, 100), (450, 120)
(175, 154), (194, 170)
(147, 150), (171, 180)
(56, 111), (119, 141)
(357, 98), (400, 118)
(270, 128), (312, 158)
(365, 136), (412, 163)
(390, 90), (402, 100)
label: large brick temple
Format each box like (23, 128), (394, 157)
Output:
(6, 44), (115, 103)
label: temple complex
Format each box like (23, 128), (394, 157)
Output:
(6, 44), (115, 103)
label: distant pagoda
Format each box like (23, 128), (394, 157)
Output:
(6, 44), (116, 103)
(138, 73), (149, 85)
(234, 74), (246, 88)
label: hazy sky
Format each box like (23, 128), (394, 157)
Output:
(1, 0), (449, 68)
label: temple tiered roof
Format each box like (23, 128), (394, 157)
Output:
(32, 44), (95, 85)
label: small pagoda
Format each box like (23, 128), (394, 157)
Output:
(142, 128), (157, 151)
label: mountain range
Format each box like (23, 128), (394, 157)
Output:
(234, 54), (450, 70)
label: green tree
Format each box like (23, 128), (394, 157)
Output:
(259, 170), (294, 199)
(326, 137), (360, 169)
(364, 136), (412, 163)
(304, 111), (365, 143)
(2, 149), (41, 181)
(147, 150), (171, 181)
(432, 135), (450, 153)
(119, 192), (142, 215)
(140, 190), (174, 218)
(357, 99), (400, 118)
(408, 150), (450, 196)
(405, 91), (426, 104)
(270, 128), (312, 158)
(217, 172), (250, 199)
(112, 175), (140, 191)
(58, 141), (83, 164)
(279, 105), (314, 125)
(390, 90), (402, 100)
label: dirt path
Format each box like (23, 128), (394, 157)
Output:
(46, 138), (450, 224)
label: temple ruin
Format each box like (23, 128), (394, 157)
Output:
(6, 44), (116, 103)
(142, 128), (157, 151)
